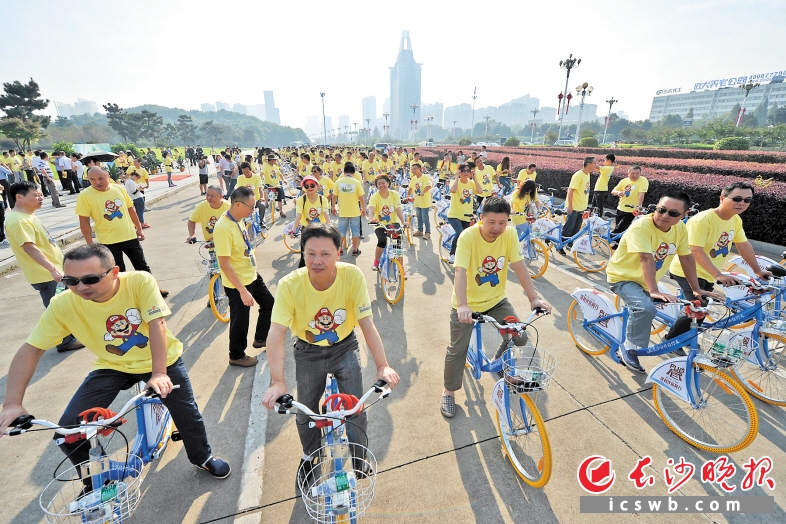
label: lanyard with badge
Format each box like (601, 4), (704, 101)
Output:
(225, 211), (256, 267)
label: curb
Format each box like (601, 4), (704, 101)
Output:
(0, 176), (200, 276)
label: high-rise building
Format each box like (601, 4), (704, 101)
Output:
(539, 106), (558, 123)
(264, 91), (280, 124)
(338, 115), (350, 129)
(216, 101), (230, 111)
(246, 104), (266, 121)
(201, 103), (216, 112)
(232, 103), (247, 114)
(421, 102), (444, 128)
(54, 99), (100, 117)
(389, 31), (421, 139)
(443, 103), (472, 131)
(362, 96), (377, 124)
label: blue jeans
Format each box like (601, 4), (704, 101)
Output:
(56, 358), (212, 468)
(447, 217), (470, 255)
(415, 206), (430, 234)
(499, 176), (511, 194)
(31, 280), (75, 347)
(610, 281), (657, 348)
(337, 216), (361, 238)
(293, 333), (366, 457)
(133, 197), (145, 224)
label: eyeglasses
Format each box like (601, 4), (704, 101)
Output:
(238, 199), (255, 209)
(311, 169), (319, 172)
(728, 196), (753, 203)
(61, 270), (111, 287)
(655, 207), (683, 218)
(303, 183), (318, 189)
(460, 169), (471, 173)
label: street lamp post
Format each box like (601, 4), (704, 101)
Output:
(365, 118), (371, 142)
(382, 112), (390, 138)
(530, 108), (540, 144)
(425, 115), (433, 142)
(737, 82), (760, 127)
(574, 82), (594, 147)
(320, 93), (327, 145)
(410, 103), (419, 140)
(602, 97), (618, 144)
(557, 54), (581, 142)
(483, 115), (490, 139)
(470, 87), (477, 138)
(452, 120), (458, 138)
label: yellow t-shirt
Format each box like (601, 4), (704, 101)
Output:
(452, 225), (524, 311)
(568, 169), (591, 212)
(613, 176), (649, 212)
(607, 216), (690, 288)
(5, 211), (64, 284)
(368, 190), (401, 228)
(299, 162), (311, 180)
(510, 192), (539, 226)
(238, 173), (264, 199)
(164, 157), (173, 173)
(668, 209), (748, 282)
(410, 174), (432, 209)
(517, 169), (537, 183)
(330, 161), (344, 180)
(476, 165), (495, 197)
(213, 213), (257, 288)
(296, 194), (329, 226)
(594, 165), (614, 191)
(188, 199), (230, 241)
(115, 157), (129, 169)
(496, 164), (510, 178)
(26, 272), (182, 372)
(75, 185), (137, 244)
(379, 159), (394, 175)
(271, 263), (372, 346)
(261, 163), (283, 187)
(448, 178), (477, 220)
(362, 159), (380, 183)
(336, 175), (365, 218)
(126, 166), (149, 186)
(317, 176), (335, 197)
(438, 160), (453, 180)
(322, 162), (333, 178)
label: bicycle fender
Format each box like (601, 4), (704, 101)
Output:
(571, 288), (623, 342)
(725, 255), (779, 277)
(491, 380), (509, 429)
(645, 357), (691, 403)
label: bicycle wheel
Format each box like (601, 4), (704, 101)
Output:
(283, 232), (302, 253)
(538, 207), (552, 221)
(652, 363), (758, 453)
(523, 238), (549, 279)
(209, 273), (230, 323)
(405, 223), (412, 245)
(573, 236), (612, 272)
(438, 232), (451, 263)
(732, 334), (786, 406)
(567, 300), (610, 355)
(496, 392), (552, 488)
(382, 259), (405, 305)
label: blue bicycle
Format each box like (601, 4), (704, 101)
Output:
(533, 209), (612, 272)
(373, 224), (406, 305)
(6, 385), (180, 522)
(275, 377), (392, 523)
(437, 213), (476, 264)
(464, 309), (555, 487)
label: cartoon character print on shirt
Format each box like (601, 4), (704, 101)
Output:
(460, 188), (473, 204)
(475, 255), (506, 287)
(304, 307), (347, 345)
(414, 183), (422, 196)
(307, 207), (321, 224)
(104, 309), (148, 356)
(379, 204), (393, 223)
(584, 181), (590, 195)
(710, 230), (734, 258)
(653, 242), (677, 270)
(206, 215), (219, 235)
(482, 172), (491, 186)
(623, 184), (633, 197)
(103, 199), (124, 221)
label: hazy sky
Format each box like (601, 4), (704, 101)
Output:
(3, 0), (784, 133)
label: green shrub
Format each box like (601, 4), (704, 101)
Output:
(504, 137), (520, 146)
(578, 137), (599, 147)
(111, 143), (143, 160)
(458, 137), (471, 146)
(714, 137), (750, 150)
(545, 131), (558, 145)
(51, 141), (75, 155)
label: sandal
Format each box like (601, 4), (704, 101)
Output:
(352, 249), (361, 257)
(440, 394), (455, 418)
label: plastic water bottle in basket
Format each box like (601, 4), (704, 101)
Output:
(698, 329), (756, 368)
(503, 345), (557, 393)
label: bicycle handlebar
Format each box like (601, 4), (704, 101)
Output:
(274, 380), (390, 419)
(4, 386), (180, 437)
(470, 308), (549, 334)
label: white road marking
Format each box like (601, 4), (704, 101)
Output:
(236, 360), (270, 522)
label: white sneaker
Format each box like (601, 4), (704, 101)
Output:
(449, 254), (455, 264)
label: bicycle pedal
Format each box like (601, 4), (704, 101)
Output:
(171, 430), (182, 442)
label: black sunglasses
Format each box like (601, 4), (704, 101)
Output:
(728, 196), (753, 203)
(655, 207), (683, 218)
(61, 270), (111, 287)
(303, 183), (318, 189)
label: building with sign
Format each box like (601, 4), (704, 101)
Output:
(649, 71), (786, 122)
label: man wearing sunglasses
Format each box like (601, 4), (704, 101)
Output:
(0, 244), (231, 479)
(607, 192), (716, 373)
(665, 181), (772, 341)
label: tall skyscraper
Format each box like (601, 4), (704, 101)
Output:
(216, 101), (230, 111)
(362, 96), (377, 124)
(232, 103), (247, 114)
(264, 91), (280, 124)
(54, 99), (99, 117)
(389, 31), (421, 139)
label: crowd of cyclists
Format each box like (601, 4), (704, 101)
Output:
(0, 140), (782, 506)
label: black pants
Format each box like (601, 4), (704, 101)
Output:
(562, 210), (583, 241)
(665, 273), (714, 341)
(0, 200), (5, 241)
(0, 179), (9, 208)
(36, 173), (50, 196)
(57, 171), (73, 193)
(24, 169), (35, 183)
(65, 170), (80, 193)
(612, 210), (635, 235)
(592, 191), (607, 216)
(105, 238), (152, 273)
(224, 273), (274, 359)
(56, 358), (211, 469)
